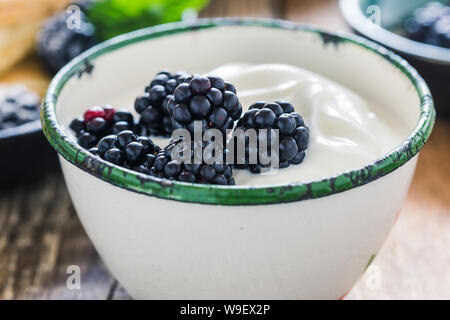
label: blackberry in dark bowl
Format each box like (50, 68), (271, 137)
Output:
(167, 75), (242, 135)
(340, 0), (450, 116)
(135, 71), (190, 136)
(0, 85), (40, 130)
(404, 1), (450, 48)
(233, 101), (309, 173)
(0, 85), (58, 187)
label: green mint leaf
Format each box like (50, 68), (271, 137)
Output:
(86, 0), (209, 40)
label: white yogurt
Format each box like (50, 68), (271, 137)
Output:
(202, 63), (407, 186)
(118, 63), (407, 186)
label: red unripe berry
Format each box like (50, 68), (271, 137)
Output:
(102, 105), (116, 123)
(84, 106), (106, 123)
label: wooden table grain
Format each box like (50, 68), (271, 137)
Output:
(0, 0), (449, 300)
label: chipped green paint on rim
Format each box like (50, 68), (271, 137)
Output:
(41, 18), (435, 205)
(365, 254), (376, 270)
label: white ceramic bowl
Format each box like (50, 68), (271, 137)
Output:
(42, 18), (435, 299)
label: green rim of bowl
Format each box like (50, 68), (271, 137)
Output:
(41, 18), (435, 205)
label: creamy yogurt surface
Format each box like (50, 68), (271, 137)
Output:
(199, 63), (406, 186)
(108, 63), (407, 186)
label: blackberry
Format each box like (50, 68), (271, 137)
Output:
(137, 136), (158, 154)
(124, 141), (145, 163)
(135, 71), (189, 136)
(96, 130), (160, 168)
(434, 15), (450, 48)
(233, 101), (309, 173)
(0, 85), (40, 130)
(116, 130), (137, 148)
(36, 12), (97, 74)
(149, 139), (235, 185)
(168, 75), (242, 134)
(69, 117), (85, 136)
(78, 132), (97, 149)
(104, 148), (125, 166)
(97, 135), (117, 153)
(111, 121), (131, 135)
(113, 109), (134, 126)
(404, 2), (450, 48)
(86, 117), (107, 136)
(70, 106), (137, 148)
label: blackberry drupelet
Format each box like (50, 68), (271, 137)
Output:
(135, 71), (190, 136)
(149, 139), (235, 185)
(0, 85), (40, 130)
(233, 101), (310, 173)
(36, 12), (97, 74)
(167, 75), (242, 134)
(78, 131), (97, 149)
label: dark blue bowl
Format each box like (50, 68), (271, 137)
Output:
(0, 119), (59, 189)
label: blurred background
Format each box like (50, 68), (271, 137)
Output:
(0, 0), (448, 299)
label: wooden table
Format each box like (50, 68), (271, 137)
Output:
(0, 0), (449, 300)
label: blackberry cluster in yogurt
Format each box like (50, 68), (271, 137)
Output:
(148, 139), (235, 185)
(135, 71), (190, 136)
(234, 101), (309, 173)
(69, 69), (313, 186)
